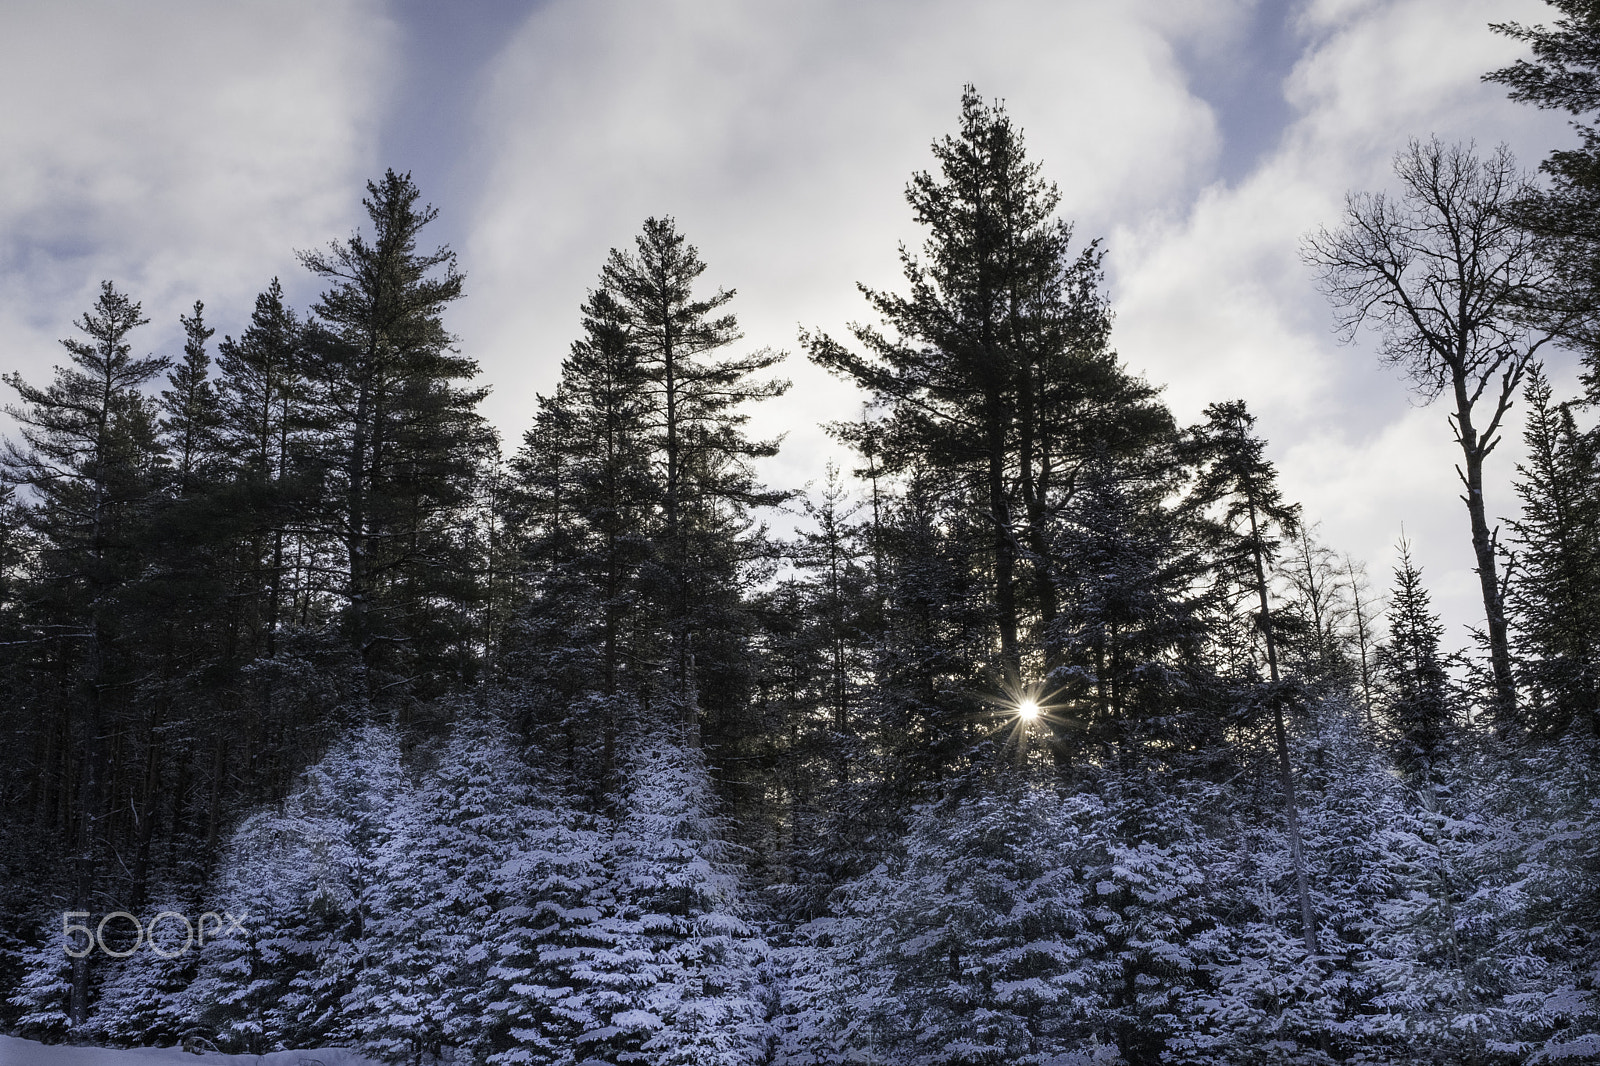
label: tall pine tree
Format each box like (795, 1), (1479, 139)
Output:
(1, 281), (167, 1026)
(598, 217), (787, 744)
(808, 86), (1170, 701)
(299, 170), (492, 705)
(1188, 400), (1318, 953)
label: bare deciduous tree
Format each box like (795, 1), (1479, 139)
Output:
(1304, 137), (1555, 725)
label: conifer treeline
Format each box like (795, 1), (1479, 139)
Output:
(0, 48), (1597, 1065)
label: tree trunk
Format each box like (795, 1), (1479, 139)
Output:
(129, 720), (161, 909)
(659, 304), (695, 740)
(165, 752), (189, 881)
(70, 626), (110, 1028)
(1450, 383), (1517, 723)
(987, 387), (1021, 675)
(69, 854), (93, 1028)
(1346, 556), (1377, 726)
(1017, 358), (1058, 629)
(205, 736), (225, 855)
(346, 354), (374, 695)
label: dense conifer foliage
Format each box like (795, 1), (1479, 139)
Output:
(3, 67), (1600, 1066)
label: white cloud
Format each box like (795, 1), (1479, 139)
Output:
(462, 0), (1231, 486)
(1288, 0), (1553, 158)
(1106, 0), (1572, 644)
(0, 0), (395, 381)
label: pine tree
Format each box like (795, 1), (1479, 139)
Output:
(1175, 700), (1403, 1065)
(1346, 759), (1505, 1065)
(1048, 451), (1211, 772)
(1489, 3), (1600, 387)
(808, 766), (1241, 1065)
(1343, 553), (1382, 725)
(1460, 730), (1600, 1063)
(1088, 784), (1218, 1066)
(866, 467), (992, 795)
(1505, 365), (1600, 735)
(505, 286), (658, 773)
(1, 280), (168, 1026)
(299, 170), (491, 702)
(1188, 400), (1318, 954)
(793, 467), (871, 759)
(554, 290), (657, 716)
(809, 87), (1171, 687)
(185, 278), (330, 838)
(7, 916), (74, 1043)
(475, 731), (609, 1066)
(186, 809), (327, 1053)
(213, 272), (318, 666)
(842, 773), (1113, 1065)
(159, 301), (222, 495)
(754, 467), (879, 918)
(597, 216), (788, 744)
(1376, 538), (1454, 776)
(111, 299), (232, 911)
(88, 893), (204, 1047)
(1278, 525), (1358, 688)
(186, 727), (407, 1052)
(574, 732), (770, 1066)
(345, 722), (539, 1064)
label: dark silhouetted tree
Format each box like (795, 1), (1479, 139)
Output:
(1377, 537), (1455, 775)
(597, 218), (788, 742)
(2, 281), (167, 1025)
(809, 86), (1170, 697)
(299, 170), (491, 704)
(1189, 399), (1318, 953)
(1506, 364), (1600, 735)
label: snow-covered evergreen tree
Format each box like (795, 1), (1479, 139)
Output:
(185, 725), (407, 1053)
(1447, 733), (1600, 1064)
(88, 894), (205, 1046)
(869, 775), (1114, 1064)
(1171, 701), (1411, 1064)
(1086, 776), (1215, 1065)
(342, 722), (542, 1063)
(7, 916), (73, 1043)
(580, 731), (770, 1066)
(1505, 366), (1600, 737)
(772, 909), (884, 1066)
(475, 770), (608, 1066)
(794, 766), (1164, 1064)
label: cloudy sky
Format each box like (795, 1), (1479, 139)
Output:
(0, 0), (1579, 646)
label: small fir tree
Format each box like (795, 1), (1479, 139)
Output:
(1376, 538), (1455, 776)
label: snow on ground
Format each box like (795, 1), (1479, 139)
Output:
(0, 1035), (382, 1066)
